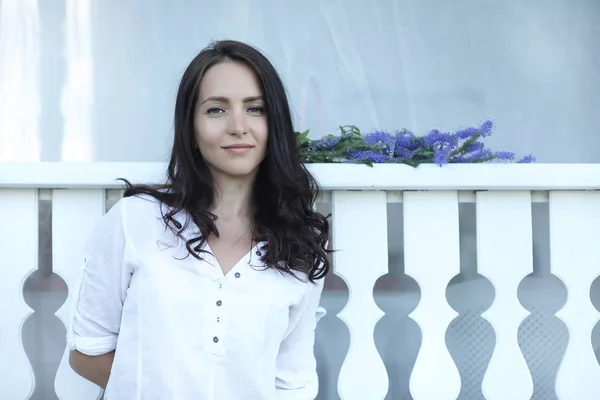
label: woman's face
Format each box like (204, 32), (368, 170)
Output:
(194, 61), (268, 180)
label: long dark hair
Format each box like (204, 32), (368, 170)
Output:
(121, 40), (330, 282)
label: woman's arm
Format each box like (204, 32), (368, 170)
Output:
(275, 278), (326, 399)
(66, 198), (134, 388)
(69, 350), (115, 389)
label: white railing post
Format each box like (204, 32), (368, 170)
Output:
(477, 191), (534, 399)
(404, 191), (461, 400)
(0, 189), (37, 399)
(53, 189), (105, 400)
(551, 191), (600, 399)
(333, 191), (389, 400)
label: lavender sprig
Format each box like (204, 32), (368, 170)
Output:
(295, 120), (535, 167)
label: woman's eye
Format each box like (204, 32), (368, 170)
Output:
(206, 107), (224, 115)
(248, 106), (265, 114)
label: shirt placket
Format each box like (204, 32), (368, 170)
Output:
(208, 276), (227, 356)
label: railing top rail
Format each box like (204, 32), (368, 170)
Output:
(1, 162), (600, 191)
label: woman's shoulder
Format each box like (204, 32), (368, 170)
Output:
(110, 193), (190, 245)
(114, 193), (178, 230)
(119, 192), (163, 214)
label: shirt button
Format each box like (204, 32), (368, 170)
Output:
(213, 336), (219, 343)
(216, 300), (222, 306)
(234, 272), (241, 278)
(217, 317), (220, 322)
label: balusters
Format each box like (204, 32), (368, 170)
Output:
(404, 191), (461, 400)
(550, 191), (600, 399)
(477, 191), (534, 399)
(1, 183), (600, 399)
(0, 189), (36, 398)
(53, 189), (105, 399)
(333, 191), (389, 400)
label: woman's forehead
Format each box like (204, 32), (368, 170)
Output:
(199, 62), (263, 100)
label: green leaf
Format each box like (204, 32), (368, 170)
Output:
(295, 129), (311, 146)
(451, 134), (481, 157)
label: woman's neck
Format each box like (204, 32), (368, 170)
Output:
(210, 172), (255, 221)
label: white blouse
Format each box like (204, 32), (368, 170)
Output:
(67, 194), (326, 399)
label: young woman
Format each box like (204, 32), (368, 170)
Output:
(67, 39), (331, 399)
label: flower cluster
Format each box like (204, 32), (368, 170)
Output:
(296, 120), (535, 166)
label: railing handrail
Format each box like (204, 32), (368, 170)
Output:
(1, 162), (600, 190)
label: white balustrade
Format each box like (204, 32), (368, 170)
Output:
(333, 191), (389, 400)
(478, 191), (534, 400)
(53, 189), (105, 400)
(1, 164), (600, 399)
(404, 191), (461, 400)
(551, 191), (600, 399)
(0, 190), (37, 399)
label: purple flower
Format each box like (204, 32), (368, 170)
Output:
(312, 136), (340, 151)
(452, 149), (494, 163)
(394, 147), (415, 161)
(401, 135), (423, 151)
(423, 129), (460, 165)
(299, 118), (533, 167)
(479, 120), (493, 137)
(364, 130), (394, 147)
(465, 141), (485, 153)
(453, 120), (493, 140)
(348, 150), (389, 163)
(434, 146), (453, 165)
(392, 131), (419, 159)
(392, 134), (411, 148)
(364, 130), (395, 156)
(450, 156), (469, 163)
(519, 154), (536, 163)
(394, 129), (416, 140)
(455, 127), (480, 139)
(424, 130), (459, 149)
(494, 151), (515, 162)
(423, 130), (441, 147)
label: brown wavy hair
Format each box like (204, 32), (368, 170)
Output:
(120, 40), (330, 282)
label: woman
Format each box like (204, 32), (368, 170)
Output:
(67, 39), (331, 399)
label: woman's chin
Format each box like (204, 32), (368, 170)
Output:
(213, 164), (261, 180)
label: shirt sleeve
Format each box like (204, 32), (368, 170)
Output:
(275, 276), (326, 400)
(66, 198), (135, 356)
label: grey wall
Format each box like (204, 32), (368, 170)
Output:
(1, 0), (599, 162)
